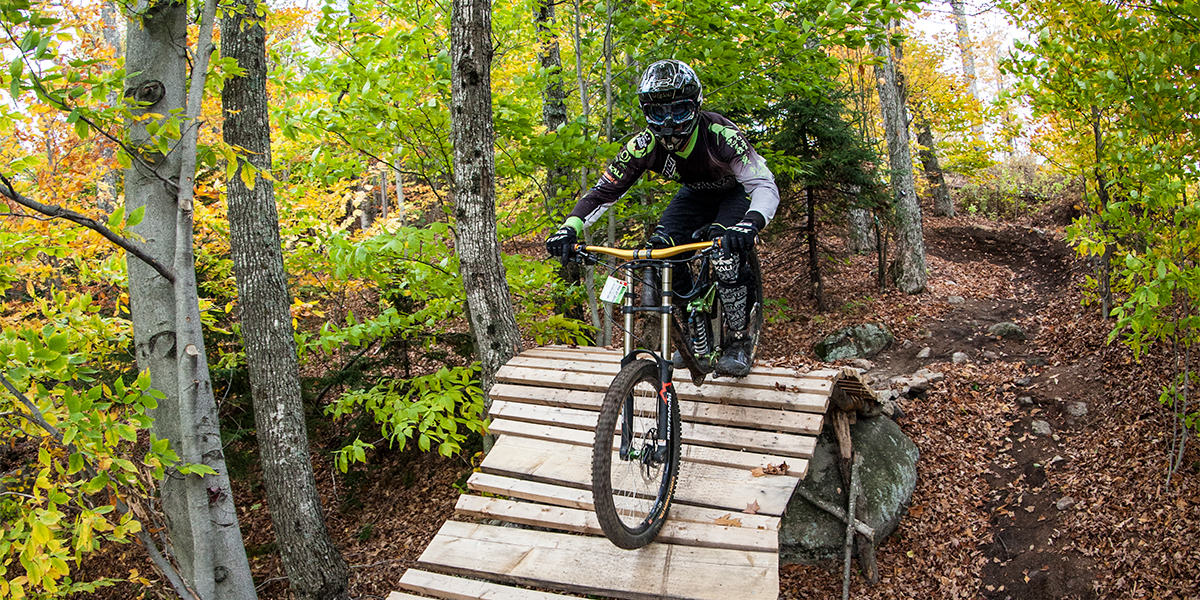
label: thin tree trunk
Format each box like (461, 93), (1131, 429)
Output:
(221, 3), (350, 598)
(535, 0), (568, 214)
(950, 0), (983, 138)
(124, 0), (255, 596)
(574, 0), (606, 344)
(1091, 106), (1113, 318)
(807, 186), (827, 311)
(916, 116), (953, 217)
(98, 0), (122, 215)
(603, 0), (615, 342)
(874, 25), (926, 294)
(450, 0), (524, 397)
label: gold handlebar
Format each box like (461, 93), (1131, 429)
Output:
(577, 240), (717, 260)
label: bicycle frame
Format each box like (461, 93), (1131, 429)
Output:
(574, 240), (717, 462)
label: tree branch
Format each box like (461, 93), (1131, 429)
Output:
(0, 173), (176, 284)
(0, 372), (199, 599)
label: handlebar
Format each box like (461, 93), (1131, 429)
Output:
(571, 239), (718, 261)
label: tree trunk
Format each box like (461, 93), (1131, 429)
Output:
(807, 186), (827, 311)
(949, 0), (983, 138)
(98, 0), (122, 215)
(916, 117), (953, 217)
(124, 0), (255, 597)
(573, 0), (605, 344)
(1091, 105), (1113, 318)
(874, 26), (926, 294)
(220, 4), (350, 599)
(450, 0), (524, 396)
(535, 0), (569, 215)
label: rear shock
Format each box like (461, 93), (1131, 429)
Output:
(689, 309), (714, 358)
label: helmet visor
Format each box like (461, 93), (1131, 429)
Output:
(643, 99), (699, 126)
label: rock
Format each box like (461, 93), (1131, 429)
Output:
(1066, 402), (1088, 418)
(947, 295), (965, 305)
(1015, 376), (1033, 387)
(882, 399), (905, 421)
(779, 416), (919, 565)
(1031, 420), (1052, 436)
(988, 322), (1027, 341)
(1018, 396), (1034, 406)
(1056, 496), (1076, 510)
(813, 324), (894, 362)
(951, 352), (970, 364)
(1025, 356), (1049, 367)
(913, 369), (944, 384)
(982, 351), (998, 360)
(851, 359), (874, 371)
(916, 347), (931, 359)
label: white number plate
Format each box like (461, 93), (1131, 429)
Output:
(599, 276), (628, 304)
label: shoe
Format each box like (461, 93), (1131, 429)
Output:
(715, 335), (753, 378)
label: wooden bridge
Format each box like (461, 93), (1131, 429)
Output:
(388, 345), (869, 600)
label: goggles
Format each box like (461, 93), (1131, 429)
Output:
(643, 99), (698, 126)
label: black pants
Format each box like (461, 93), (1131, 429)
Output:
(655, 184), (755, 332)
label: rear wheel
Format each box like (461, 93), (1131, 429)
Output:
(591, 359), (680, 549)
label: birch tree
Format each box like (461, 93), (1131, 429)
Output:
(122, 0), (256, 596)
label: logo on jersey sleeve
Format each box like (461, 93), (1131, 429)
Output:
(709, 123), (750, 156)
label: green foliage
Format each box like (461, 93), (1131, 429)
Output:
(1004, 0), (1200, 445)
(327, 365), (486, 466)
(0, 293), (186, 598)
(956, 155), (1072, 219)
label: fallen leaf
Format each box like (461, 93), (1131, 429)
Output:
(751, 467), (765, 477)
(764, 462), (789, 475)
(713, 513), (742, 527)
(744, 499), (760, 514)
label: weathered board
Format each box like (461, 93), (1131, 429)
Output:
(391, 346), (875, 600)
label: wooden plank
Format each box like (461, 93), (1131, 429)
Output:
(521, 346), (803, 377)
(489, 384), (823, 435)
(455, 495), (778, 553)
(489, 404), (816, 459)
(502, 355), (831, 395)
(399, 568), (588, 599)
(487, 417), (811, 476)
(465, 473), (781, 531)
(480, 435), (796, 516)
(417, 521), (778, 600)
(495, 366), (828, 413)
(386, 593), (433, 600)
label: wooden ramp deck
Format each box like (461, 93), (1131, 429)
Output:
(391, 345), (858, 600)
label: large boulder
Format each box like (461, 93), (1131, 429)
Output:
(813, 324), (893, 361)
(779, 416), (918, 565)
(987, 321), (1027, 341)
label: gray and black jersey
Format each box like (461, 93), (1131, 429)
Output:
(567, 111), (780, 229)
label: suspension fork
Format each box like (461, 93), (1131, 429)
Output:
(655, 265), (674, 462)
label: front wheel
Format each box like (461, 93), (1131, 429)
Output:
(591, 359), (680, 549)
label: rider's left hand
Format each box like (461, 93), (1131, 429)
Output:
(723, 212), (766, 252)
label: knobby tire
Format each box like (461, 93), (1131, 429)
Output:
(591, 359), (681, 549)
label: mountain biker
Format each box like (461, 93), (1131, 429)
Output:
(544, 59), (780, 378)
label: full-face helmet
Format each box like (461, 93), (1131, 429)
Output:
(637, 59), (703, 152)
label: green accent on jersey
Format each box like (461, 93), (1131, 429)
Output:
(564, 216), (583, 236)
(675, 127), (701, 159)
(626, 131), (656, 158)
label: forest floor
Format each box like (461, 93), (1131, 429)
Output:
(78, 205), (1200, 599)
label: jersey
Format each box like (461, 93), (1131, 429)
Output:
(568, 111), (780, 230)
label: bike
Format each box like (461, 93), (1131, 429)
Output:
(566, 238), (763, 549)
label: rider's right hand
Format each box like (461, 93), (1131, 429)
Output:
(545, 219), (580, 258)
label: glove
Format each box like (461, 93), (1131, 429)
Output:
(722, 214), (763, 253)
(545, 218), (582, 258)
